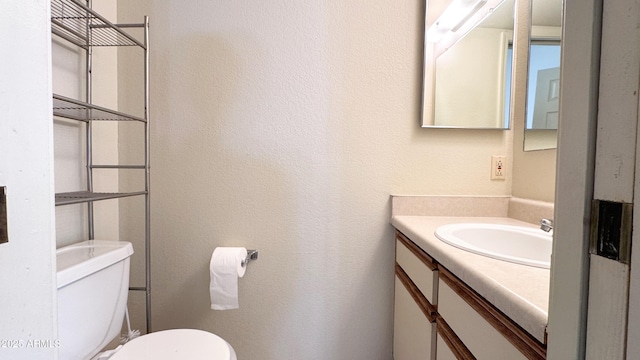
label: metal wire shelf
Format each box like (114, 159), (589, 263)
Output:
(55, 191), (147, 206)
(51, 0), (153, 332)
(53, 94), (146, 122)
(51, 0), (145, 48)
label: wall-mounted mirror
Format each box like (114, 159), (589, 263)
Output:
(422, 0), (515, 129)
(523, 0), (562, 151)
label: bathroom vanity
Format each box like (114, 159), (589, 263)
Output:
(391, 215), (549, 360)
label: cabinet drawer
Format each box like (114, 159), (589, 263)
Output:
(395, 231), (438, 304)
(394, 275), (436, 360)
(438, 268), (545, 360)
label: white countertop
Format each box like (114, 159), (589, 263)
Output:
(391, 215), (550, 343)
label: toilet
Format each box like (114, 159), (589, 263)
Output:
(56, 240), (237, 360)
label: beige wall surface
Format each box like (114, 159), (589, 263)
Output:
(116, 0), (521, 359)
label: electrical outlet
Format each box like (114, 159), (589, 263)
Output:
(491, 156), (506, 180)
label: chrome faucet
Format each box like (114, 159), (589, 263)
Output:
(540, 218), (554, 232)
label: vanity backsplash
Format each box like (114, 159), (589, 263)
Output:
(391, 195), (553, 225)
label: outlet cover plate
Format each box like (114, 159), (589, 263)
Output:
(491, 155), (506, 180)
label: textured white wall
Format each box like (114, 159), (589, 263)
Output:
(117, 0), (513, 359)
(0, 1), (57, 359)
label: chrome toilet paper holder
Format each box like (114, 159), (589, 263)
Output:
(241, 249), (258, 268)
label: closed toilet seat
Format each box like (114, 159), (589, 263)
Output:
(109, 329), (237, 360)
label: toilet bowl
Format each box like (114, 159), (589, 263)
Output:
(108, 329), (237, 360)
(57, 240), (236, 360)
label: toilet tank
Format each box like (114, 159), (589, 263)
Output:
(56, 240), (134, 360)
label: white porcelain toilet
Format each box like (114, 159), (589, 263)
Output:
(56, 240), (237, 360)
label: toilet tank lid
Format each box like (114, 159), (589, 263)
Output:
(57, 240), (134, 289)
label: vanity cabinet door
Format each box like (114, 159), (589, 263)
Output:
(438, 278), (527, 360)
(435, 334), (457, 360)
(394, 275), (436, 360)
(437, 268), (545, 360)
(435, 314), (475, 360)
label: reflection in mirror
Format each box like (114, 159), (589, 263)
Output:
(527, 42), (561, 129)
(523, 0), (563, 151)
(422, 0), (514, 129)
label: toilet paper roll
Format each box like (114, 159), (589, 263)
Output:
(210, 247), (247, 310)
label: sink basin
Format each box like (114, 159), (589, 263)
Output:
(434, 223), (552, 269)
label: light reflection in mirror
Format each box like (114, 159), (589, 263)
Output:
(422, 0), (514, 129)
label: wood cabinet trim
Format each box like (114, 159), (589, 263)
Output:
(436, 314), (477, 360)
(395, 230), (437, 271)
(439, 267), (546, 360)
(395, 263), (437, 322)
